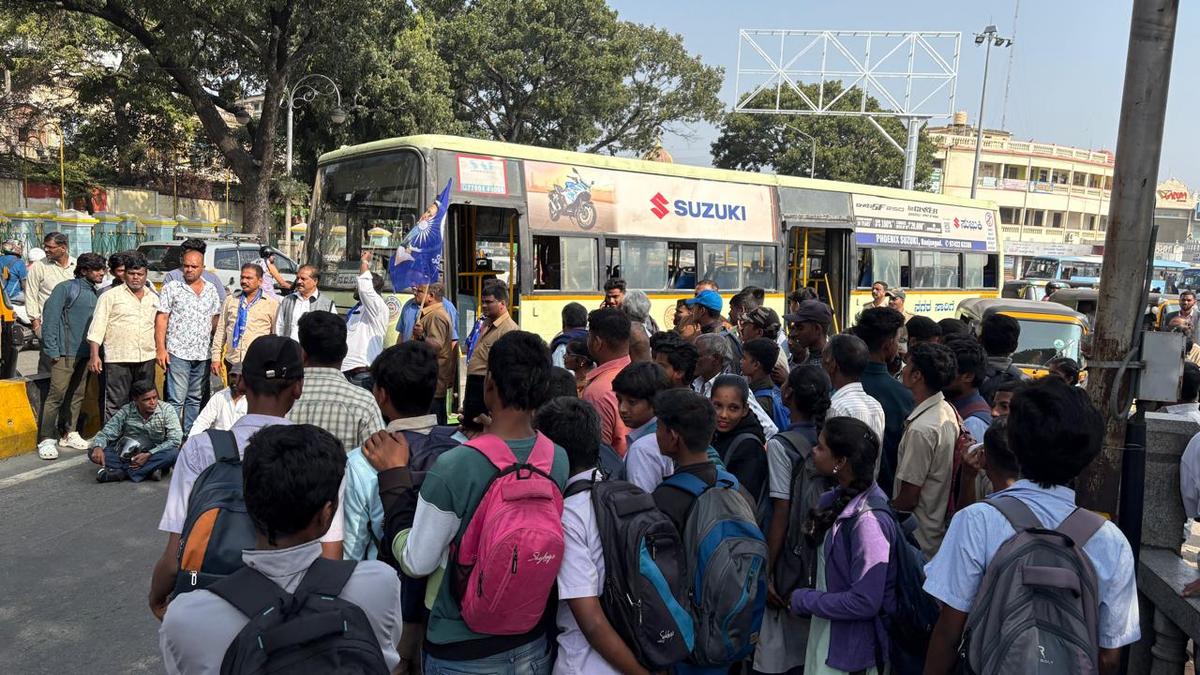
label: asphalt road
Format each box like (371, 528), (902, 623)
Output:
(0, 349), (165, 672)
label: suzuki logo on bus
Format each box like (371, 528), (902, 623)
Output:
(952, 217), (984, 231)
(650, 192), (670, 219)
(649, 192), (748, 221)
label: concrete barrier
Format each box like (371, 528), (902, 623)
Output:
(0, 378), (38, 459)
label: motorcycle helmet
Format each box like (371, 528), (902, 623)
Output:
(115, 436), (144, 461)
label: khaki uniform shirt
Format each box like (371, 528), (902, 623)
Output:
(26, 256), (76, 320)
(211, 290), (279, 366)
(86, 284), (159, 363)
(894, 391), (960, 559)
(418, 303), (458, 398)
(466, 312), (516, 376)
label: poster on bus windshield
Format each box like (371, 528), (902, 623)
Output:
(851, 193), (999, 253)
(523, 160), (775, 242)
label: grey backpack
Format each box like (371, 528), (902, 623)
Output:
(962, 496), (1105, 675)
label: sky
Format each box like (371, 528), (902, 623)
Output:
(607, 0), (1199, 190)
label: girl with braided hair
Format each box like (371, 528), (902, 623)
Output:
(791, 417), (900, 675)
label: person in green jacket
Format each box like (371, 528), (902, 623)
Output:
(37, 252), (106, 460)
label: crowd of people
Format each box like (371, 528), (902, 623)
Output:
(11, 233), (1159, 674)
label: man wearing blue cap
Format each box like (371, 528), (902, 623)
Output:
(686, 289), (743, 375)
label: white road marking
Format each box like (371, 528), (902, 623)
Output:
(0, 455), (88, 489)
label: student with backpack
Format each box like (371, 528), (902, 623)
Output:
(709, 375), (770, 512)
(956, 418), (1019, 508)
(788, 417), (899, 675)
(977, 313), (1031, 406)
(743, 337), (790, 430)
(365, 330), (569, 674)
(149, 336), (346, 620)
(616, 361), (676, 493)
(535, 396), (688, 675)
(344, 341), (459, 673)
(652, 388), (767, 675)
(757, 365), (834, 675)
(159, 424), (402, 674)
(923, 378), (1140, 675)
(941, 334), (993, 444)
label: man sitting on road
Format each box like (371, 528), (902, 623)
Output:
(88, 380), (182, 483)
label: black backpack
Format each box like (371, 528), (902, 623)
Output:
(208, 558), (389, 675)
(365, 425), (460, 624)
(979, 362), (1028, 405)
(770, 430), (835, 595)
(174, 430), (256, 596)
(598, 441), (627, 481)
(844, 494), (941, 675)
(564, 474), (693, 671)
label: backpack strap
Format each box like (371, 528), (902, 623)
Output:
(207, 429), (239, 463)
(664, 470), (709, 497)
(294, 557), (357, 598)
(1055, 507), (1106, 549)
(465, 432), (555, 474)
(208, 565), (290, 619)
(564, 476), (595, 500)
(985, 495), (1043, 532)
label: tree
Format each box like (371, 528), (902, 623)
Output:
(438, 0), (723, 155)
(711, 81), (935, 189)
(17, 0), (381, 238)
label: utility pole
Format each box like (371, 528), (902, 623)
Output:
(1078, 0), (1178, 516)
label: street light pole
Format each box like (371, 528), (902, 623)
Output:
(281, 74), (346, 254)
(970, 26), (1012, 199)
(783, 123), (818, 178)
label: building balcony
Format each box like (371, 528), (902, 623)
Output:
(974, 176), (1111, 200)
(932, 133), (1115, 166)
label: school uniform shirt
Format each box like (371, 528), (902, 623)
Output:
(860, 360), (916, 495)
(766, 423), (819, 500)
(625, 418), (672, 494)
(554, 471), (620, 675)
(86, 284), (159, 364)
(159, 414), (344, 545)
(582, 355), (632, 456)
(924, 480), (1141, 649)
(160, 540), (403, 675)
(894, 391), (959, 559)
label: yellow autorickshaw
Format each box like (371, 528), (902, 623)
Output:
(955, 297), (1089, 378)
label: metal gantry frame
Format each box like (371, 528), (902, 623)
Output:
(734, 30), (961, 190)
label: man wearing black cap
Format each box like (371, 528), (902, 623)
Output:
(784, 299), (832, 368)
(149, 335), (347, 620)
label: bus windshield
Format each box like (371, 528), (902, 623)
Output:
(307, 150), (424, 289)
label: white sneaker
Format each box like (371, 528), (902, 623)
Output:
(61, 432), (90, 450)
(37, 439), (59, 460)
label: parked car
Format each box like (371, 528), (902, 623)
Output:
(137, 236), (298, 295)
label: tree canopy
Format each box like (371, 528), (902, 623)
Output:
(711, 81), (935, 189)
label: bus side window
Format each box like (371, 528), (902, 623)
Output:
(534, 235), (597, 292)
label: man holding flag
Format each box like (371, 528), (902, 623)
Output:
(342, 249), (389, 391)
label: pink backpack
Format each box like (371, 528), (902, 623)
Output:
(454, 432), (565, 635)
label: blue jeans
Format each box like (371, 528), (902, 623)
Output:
(96, 444), (179, 482)
(422, 636), (552, 675)
(167, 357), (208, 436)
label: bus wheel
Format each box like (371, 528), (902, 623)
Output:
(575, 201), (596, 230)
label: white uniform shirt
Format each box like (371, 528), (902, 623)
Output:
(342, 272), (388, 372)
(160, 414), (344, 543)
(553, 471), (620, 675)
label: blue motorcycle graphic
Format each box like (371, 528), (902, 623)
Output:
(547, 168), (597, 230)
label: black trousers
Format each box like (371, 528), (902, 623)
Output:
(103, 360), (155, 421)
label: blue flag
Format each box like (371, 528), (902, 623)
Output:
(389, 178), (451, 291)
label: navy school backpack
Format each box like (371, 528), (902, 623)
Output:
(598, 440), (627, 481)
(564, 474), (693, 671)
(753, 386), (792, 433)
(366, 425), (461, 623)
(174, 430), (256, 596)
(661, 468), (768, 666)
(769, 430), (835, 595)
(208, 558), (389, 675)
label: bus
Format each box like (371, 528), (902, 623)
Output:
(1017, 254), (1103, 285)
(305, 135), (1003, 343)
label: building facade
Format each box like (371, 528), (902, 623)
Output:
(927, 114), (1199, 251)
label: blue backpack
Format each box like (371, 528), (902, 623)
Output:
(662, 469), (768, 666)
(753, 386), (791, 432)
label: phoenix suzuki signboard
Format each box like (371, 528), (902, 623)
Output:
(852, 193), (999, 253)
(524, 160), (775, 242)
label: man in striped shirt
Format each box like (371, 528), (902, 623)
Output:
(823, 333), (886, 449)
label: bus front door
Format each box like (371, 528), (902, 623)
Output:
(787, 226), (853, 331)
(446, 204), (523, 340)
